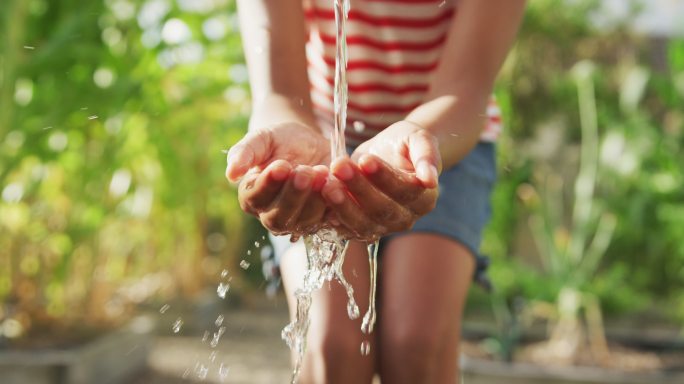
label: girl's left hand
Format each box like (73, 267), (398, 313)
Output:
(321, 120), (442, 240)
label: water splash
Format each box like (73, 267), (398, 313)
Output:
(159, 304), (170, 314)
(281, 1), (379, 382)
(172, 318), (183, 333)
(215, 314), (225, 327)
(282, 230), (356, 383)
(195, 363), (209, 380)
(217, 282), (230, 299)
(218, 363), (230, 381)
(240, 260), (251, 269)
(360, 340), (371, 356)
(361, 242), (379, 334)
(211, 326), (227, 348)
(331, 0), (351, 160)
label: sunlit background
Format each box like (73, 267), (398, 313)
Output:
(1, 0), (683, 383)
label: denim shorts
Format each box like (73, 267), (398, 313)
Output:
(267, 142), (496, 289)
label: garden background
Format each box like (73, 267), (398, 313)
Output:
(1, 0), (683, 382)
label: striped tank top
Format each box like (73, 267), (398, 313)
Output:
(303, 0), (502, 146)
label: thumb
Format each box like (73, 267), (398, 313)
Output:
(225, 130), (273, 182)
(407, 130), (441, 189)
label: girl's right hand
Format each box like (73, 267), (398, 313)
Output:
(226, 122), (331, 236)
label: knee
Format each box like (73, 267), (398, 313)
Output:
(307, 331), (366, 380)
(383, 326), (443, 377)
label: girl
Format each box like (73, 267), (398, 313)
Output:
(226, 0), (525, 382)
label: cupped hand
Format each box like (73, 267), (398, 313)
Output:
(321, 121), (442, 240)
(226, 122), (331, 236)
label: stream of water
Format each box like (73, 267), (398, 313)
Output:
(280, 1), (379, 382)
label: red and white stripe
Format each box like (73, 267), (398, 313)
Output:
(303, 0), (502, 146)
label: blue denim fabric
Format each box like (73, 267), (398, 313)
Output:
(267, 142), (496, 289)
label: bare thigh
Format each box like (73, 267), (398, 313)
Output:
(280, 240), (376, 384)
(378, 233), (475, 384)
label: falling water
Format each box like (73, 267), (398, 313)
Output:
(280, 1), (379, 383)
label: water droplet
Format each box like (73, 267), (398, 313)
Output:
(353, 121), (365, 133)
(23, 45), (35, 50)
(240, 260), (251, 270)
(247, 250), (252, 256)
(182, 368), (191, 378)
(202, 331), (210, 343)
(217, 282), (230, 299)
(196, 363), (209, 379)
(43, 126), (53, 130)
(219, 363), (230, 380)
(254, 241), (260, 248)
(211, 326), (227, 347)
(209, 351), (217, 362)
(347, 301), (360, 320)
(88, 115), (99, 120)
(215, 314), (224, 327)
(360, 341), (371, 356)
(261, 235), (266, 240)
(438, 0), (446, 8)
(159, 304), (170, 314)
(220, 269), (229, 278)
(172, 318), (183, 333)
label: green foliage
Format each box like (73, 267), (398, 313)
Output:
(0, 0), (250, 337)
(482, 0), (684, 328)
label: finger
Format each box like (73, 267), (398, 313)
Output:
(238, 160), (291, 212)
(322, 177), (386, 239)
(357, 154), (425, 204)
(292, 165), (329, 232)
(407, 129), (441, 188)
(311, 164), (329, 192)
(259, 166), (315, 234)
(295, 193), (327, 233)
(331, 157), (413, 232)
(225, 130), (273, 182)
(406, 187), (439, 216)
(237, 171), (261, 215)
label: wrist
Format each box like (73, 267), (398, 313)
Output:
(250, 94), (320, 133)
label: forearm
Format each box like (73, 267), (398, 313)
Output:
(248, 94), (319, 133)
(236, 0), (319, 133)
(404, 81), (490, 169)
(405, 0), (526, 169)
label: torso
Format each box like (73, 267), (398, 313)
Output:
(303, 0), (501, 145)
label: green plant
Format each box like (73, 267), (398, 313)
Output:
(0, 0), (250, 342)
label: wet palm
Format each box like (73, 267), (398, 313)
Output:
(226, 122), (331, 235)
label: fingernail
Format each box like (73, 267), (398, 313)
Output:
(429, 165), (439, 182)
(270, 166), (290, 181)
(228, 149), (253, 170)
(293, 171), (312, 190)
(328, 189), (345, 204)
(335, 162), (354, 181)
(417, 162), (438, 185)
(312, 174), (326, 191)
(360, 156), (378, 174)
